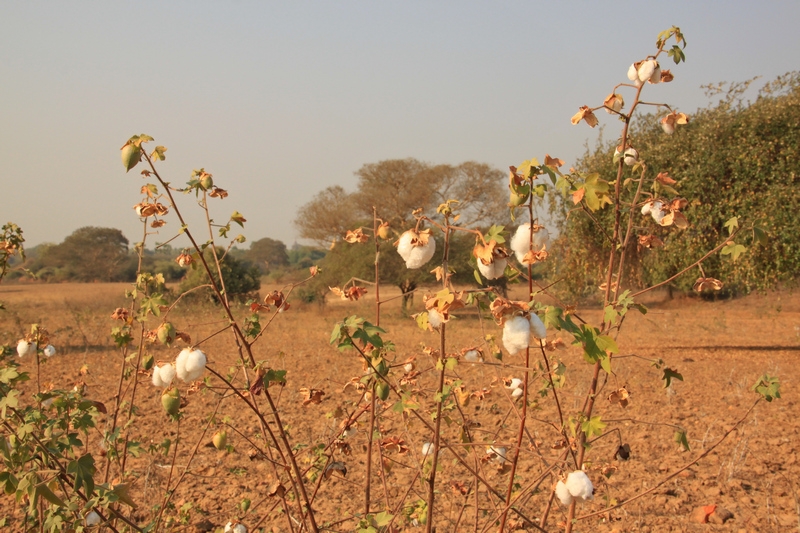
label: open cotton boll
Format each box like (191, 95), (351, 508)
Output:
(224, 522), (247, 533)
(641, 201), (653, 215)
(637, 59), (657, 83)
(503, 316), (531, 355)
(152, 364), (176, 388)
(428, 309), (444, 329)
(508, 378), (524, 390)
(650, 201), (665, 224)
(487, 446), (508, 464)
(477, 257), (507, 280)
(85, 511), (101, 526)
(43, 345), (56, 357)
(17, 340), (36, 357)
(464, 350), (482, 363)
(510, 223), (549, 264)
(396, 230), (436, 269)
(530, 313), (547, 340)
(421, 442), (435, 457)
(566, 470), (594, 502)
(511, 387), (524, 400)
(555, 480), (573, 506)
(176, 348), (207, 382)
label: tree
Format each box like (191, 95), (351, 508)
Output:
(294, 159), (508, 245)
(178, 247), (261, 303)
(38, 227), (131, 282)
(245, 237), (289, 273)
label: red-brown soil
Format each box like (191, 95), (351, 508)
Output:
(1, 282), (798, 532)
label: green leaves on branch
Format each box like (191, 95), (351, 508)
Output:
(752, 374), (780, 402)
(330, 316), (386, 351)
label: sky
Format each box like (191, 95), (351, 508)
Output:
(2, 1), (799, 250)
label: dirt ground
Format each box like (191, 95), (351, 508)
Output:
(1, 282), (799, 532)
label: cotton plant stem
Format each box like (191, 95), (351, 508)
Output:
(426, 217), (452, 533)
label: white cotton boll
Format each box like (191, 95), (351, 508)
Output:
(555, 480), (573, 506)
(530, 313), (547, 340)
(85, 511), (101, 526)
(637, 59), (657, 83)
(404, 362), (414, 373)
(511, 387), (524, 400)
(623, 148), (639, 166)
(224, 522), (247, 533)
(181, 349), (207, 382)
(464, 350), (482, 363)
(627, 63), (638, 82)
(152, 364), (176, 388)
(477, 257), (507, 280)
(17, 340), (36, 357)
(566, 470), (594, 502)
(428, 309), (444, 329)
(396, 231), (436, 269)
(488, 446), (507, 463)
(404, 240), (435, 269)
(508, 378), (524, 390)
(421, 442), (435, 457)
(661, 119), (675, 135)
(175, 348), (190, 381)
(648, 63), (662, 84)
(641, 201), (653, 215)
(510, 223), (549, 264)
(650, 201), (665, 224)
(43, 345), (56, 358)
(503, 316), (531, 355)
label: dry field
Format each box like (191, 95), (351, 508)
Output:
(1, 281), (799, 532)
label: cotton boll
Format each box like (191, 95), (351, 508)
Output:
(648, 62), (662, 84)
(503, 316), (531, 355)
(637, 59), (657, 83)
(650, 201), (665, 224)
(421, 442), (435, 457)
(396, 231), (415, 261)
(508, 378), (524, 390)
(566, 470), (594, 502)
(510, 223), (549, 264)
(555, 480), (573, 506)
(530, 313), (547, 340)
(487, 446), (508, 464)
(511, 387), (524, 400)
(181, 349), (207, 382)
(623, 148), (639, 166)
(641, 201), (653, 215)
(224, 522), (247, 533)
(463, 350), (482, 363)
(404, 240), (435, 269)
(477, 257), (507, 280)
(627, 63), (638, 82)
(428, 309), (444, 329)
(17, 340), (36, 357)
(43, 345), (56, 357)
(175, 349), (190, 381)
(152, 364), (176, 388)
(85, 511), (101, 526)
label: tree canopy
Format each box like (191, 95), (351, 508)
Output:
(35, 226), (131, 282)
(294, 159), (508, 245)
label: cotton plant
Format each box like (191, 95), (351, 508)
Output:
(396, 228), (436, 269)
(555, 471), (594, 506)
(510, 223), (549, 264)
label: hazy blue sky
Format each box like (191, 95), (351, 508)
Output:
(2, 1), (798, 249)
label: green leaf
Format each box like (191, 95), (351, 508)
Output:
(263, 369), (287, 387)
(34, 481), (66, 508)
(753, 226), (768, 245)
(721, 242), (746, 261)
(581, 415), (606, 439)
(674, 429), (690, 451)
(582, 173), (612, 212)
(373, 511), (394, 527)
(662, 367), (683, 388)
(723, 216), (740, 235)
(66, 454), (96, 496)
(751, 374), (780, 402)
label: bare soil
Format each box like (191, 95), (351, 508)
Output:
(1, 282), (798, 532)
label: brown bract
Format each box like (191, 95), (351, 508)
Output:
(472, 240), (508, 265)
(329, 286), (368, 301)
(544, 154), (565, 168)
(602, 93), (624, 114)
(638, 235), (664, 250)
(608, 386), (631, 408)
(423, 288), (465, 323)
(656, 171), (677, 186)
(300, 387), (325, 405)
(208, 187), (228, 199)
(521, 244), (548, 265)
(264, 290), (289, 311)
(110, 308), (129, 321)
(344, 228), (369, 244)
(571, 105), (598, 128)
(489, 297), (530, 325)
(660, 197), (690, 229)
(660, 69), (675, 83)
